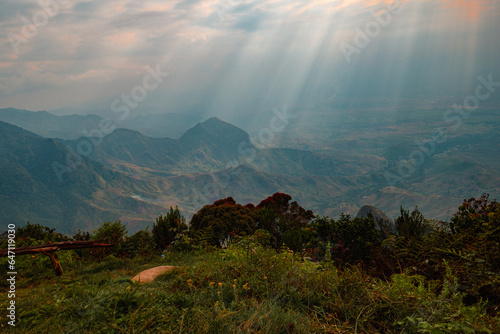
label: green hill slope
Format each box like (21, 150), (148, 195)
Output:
(0, 121), (167, 233)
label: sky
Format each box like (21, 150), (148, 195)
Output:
(0, 0), (499, 123)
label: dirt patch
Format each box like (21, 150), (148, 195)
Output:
(131, 266), (176, 284)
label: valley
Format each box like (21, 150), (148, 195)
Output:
(1, 104), (499, 234)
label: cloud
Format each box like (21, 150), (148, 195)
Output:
(0, 0), (499, 112)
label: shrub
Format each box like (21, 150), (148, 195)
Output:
(92, 220), (128, 258)
(311, 215), (382, 265)
(256, 193), (314, 249)
(93, 220), (127, 244)
(395, 206), (430, 239)
(15, 221), (71, 245)
(190, 198), (256, 247)
(121, 228), (155, 258)
(152, 206), (188, 251)
(450, 194), (499, 236)
(170, 233), (197, 253)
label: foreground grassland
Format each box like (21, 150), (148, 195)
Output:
(1, 246), (498, 334)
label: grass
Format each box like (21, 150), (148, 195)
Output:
(1, 245), (499, 333)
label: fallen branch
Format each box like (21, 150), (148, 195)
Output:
(0, 240), (113, 276)
(0, 240), (113, 257)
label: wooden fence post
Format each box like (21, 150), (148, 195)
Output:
(42, 251), (64, 276)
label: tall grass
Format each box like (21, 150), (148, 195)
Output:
(1, 242), (498, 333)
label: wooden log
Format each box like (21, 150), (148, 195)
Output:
(0, 241), (113, 257)
(42, 251), (64, 276)
(0, 240), (114, 276)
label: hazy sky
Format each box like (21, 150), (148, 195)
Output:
(1, 0), (499, 121)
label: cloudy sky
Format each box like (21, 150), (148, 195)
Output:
(0, 0), (499, 122)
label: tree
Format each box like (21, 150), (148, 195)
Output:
(395, 206), (429, 239)
(190, 197), (257, 247)
(450, 194), (499, 236)
(92, 220), (128, 258)
(256, 193), (315, 249)
(152, 206), (188, 251)
(257, 193), (314, 228)
(16, 222), (70, 244)
(313, 214), (382, 265)
(93, 221), (128, 245)
(122, 228), (155, 258)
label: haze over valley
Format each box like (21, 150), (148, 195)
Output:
(1, 102), (498, 234)
(1, 0), (500, 233)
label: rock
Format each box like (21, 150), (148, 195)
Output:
(131, 266), (176, 284)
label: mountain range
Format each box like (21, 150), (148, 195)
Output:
(0, 121), (169, 233)
(1, 107), (499, 234)
(0, 108), (202, 140)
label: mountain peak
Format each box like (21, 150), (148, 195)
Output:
(178, 117), (255, 161)
(196, 117), (236, 131)
(356, 205), (392, 223)
(205, 116), (222, 121)
(202, 116), (224, 124)
(180, 117), (250, 145)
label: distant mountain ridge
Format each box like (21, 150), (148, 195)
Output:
(0, 108), (104, 140)
(69, 117), (363, 178)
(0, 121), (167, 233)
(0, 108), (202, 140)
(0, 118), (377, 233)
(2, 107), (497, 233)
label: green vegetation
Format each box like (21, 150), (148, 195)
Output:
(3, 111), (500, 234)
(190, 198), (256, 247)
(153, 207), (188, 251)
(1, 193), (499, 333)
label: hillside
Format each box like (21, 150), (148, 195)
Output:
(2, 110), (499, 230)
(67, 117), (362, 178)
(0, 121), (168, 233)
(0, 108), (104, 140)
(0, 108), (202, 140)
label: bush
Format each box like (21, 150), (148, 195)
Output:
(395, 206), (431, 239)
(169, 233), (198, 253)
(92, 220), (128, 258)
(450, 194), (499, 236)
(121, 228), (156, 258)
(256, 193), (314, 250)
(152, 206), (188, 251)
(311, 215), (382, 265)
(190, 198), (256, 247)
(15, 222), (71, 245)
